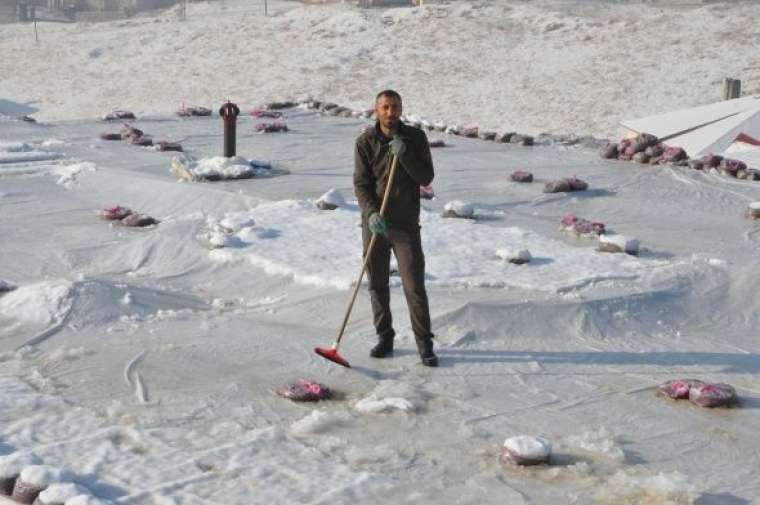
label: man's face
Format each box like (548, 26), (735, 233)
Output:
(375, 95), (402, 131)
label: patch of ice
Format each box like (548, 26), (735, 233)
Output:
(52, 162), (96, 188)
(219, 212), (256, 232)
(0, 141), (34, 152)
(595, 468), (698, 505)
(19, 464), (73, 487)
(563, 428), (625, 463)
(38, 483), (91, 504)
(290, 410), (351, 436)
(0, 452), (43, 478)
(354, 394), (415, 414)
(65, 495), (113, 505)
(0, 280), (73, 327)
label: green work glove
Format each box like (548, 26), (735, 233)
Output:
(389, 136), (406, 157)
(368, 212), (388, 236)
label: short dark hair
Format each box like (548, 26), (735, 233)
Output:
(375, 89), (402, 104)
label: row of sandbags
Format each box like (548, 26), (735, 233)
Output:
(99, 124), (183, 152)
(601, 133), (760, 181)
(302, 100), (536, 146)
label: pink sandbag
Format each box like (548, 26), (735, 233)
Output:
(689, 383), (737, 408)
(719, 158), (747, 176)
(255, 121), (288, 133)
(662, 145), (687, 163)
(618, 137), (633, 152)
(544, 179), (571, 193)
(277, 379), (332, 402)
(567, 176), (588, 191)
(657, 379), (705, 399)
(635, 132), (659, 149)
(420, 184), (435, 200)
(100, 205), (133, 220)
(510, 170), (533, 183)
(701, 153), (723, 168)
(560, 213), (605, 237)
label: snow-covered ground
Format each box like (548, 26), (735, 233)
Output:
(2, 0), (760, 138)
(2, 1), (760, 504)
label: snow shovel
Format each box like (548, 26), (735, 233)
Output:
(315, 152), (401, 368)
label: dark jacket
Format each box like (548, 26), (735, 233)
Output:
(354, 122), (434, 231)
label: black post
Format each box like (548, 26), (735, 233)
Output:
(219, 101), (240, 157)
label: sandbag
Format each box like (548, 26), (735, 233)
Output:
(99, 206), (132, 221)
(657, 379), (705, 400)
(120, 125), (143, 139)
(688, 159), (704, 170)
(461, 127), (479, 138)
(632, 152), (650, 164)
(277, 379), (332, 402)
(176, 106), (211, 117)
(689, 383), (737, 408)
(255, 122), (288, 133)
(121, 214), (158, 227)
(543, 179), (572, 193)
(560, 213), (605, 237)
(719, 158), (747, 177)
(428, 139), (446, 148)
(600, 144), (618, 159)
(156, 141), (183, 152)
(510, 134), (534, 146)
(130, 136), (153, 147)
(701, 154), (723, 168)
(644, 144), (664, 157)
(498, 132), (516, 143)
(636, 133), (659, 149)
(102, 110), (135, 121)
(662, 145), (687, 162)
(251, 109), (283, 119)
(509, 170), (533, 183)
(99, 133), (121, 141)
(420, 184), (435, 200)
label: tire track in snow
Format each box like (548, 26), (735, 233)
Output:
(124, 350), (149, 404)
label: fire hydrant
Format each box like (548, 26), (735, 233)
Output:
(219, 101), (240, 157)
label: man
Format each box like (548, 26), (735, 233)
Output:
(353, 90), (438, 367)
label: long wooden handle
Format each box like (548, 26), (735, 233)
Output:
(333, 153), (400, 347)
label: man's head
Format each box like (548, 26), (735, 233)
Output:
(375, 90), (403, 134)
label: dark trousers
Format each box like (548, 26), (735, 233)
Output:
(362, 225), (432, 341)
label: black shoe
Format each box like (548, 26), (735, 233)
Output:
(370, 339), (394, 358)
(421, 350), (438, 367)
(416, 335), (438, 367)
